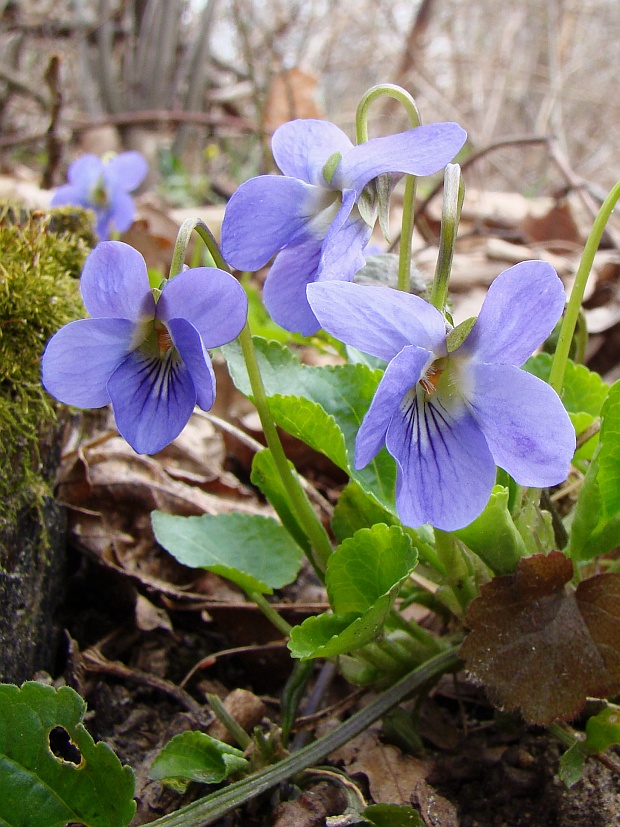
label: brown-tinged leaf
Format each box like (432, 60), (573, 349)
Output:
(459, 552), (620, 724)
(576, 573), (620, 681)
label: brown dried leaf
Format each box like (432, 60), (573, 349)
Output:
(332, 730), (427, 805)
(459, 552), (620, 724)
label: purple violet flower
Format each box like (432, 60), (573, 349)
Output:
(221, 119), (466, 336)
(41, 241), (247, 454)
(51, 152), (148, 240)
(307, 261), (576, 531)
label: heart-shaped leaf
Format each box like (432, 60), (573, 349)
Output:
(459, 552), (620, 724)
(0, 682), (135, 827)
(152, 511), (303, 594)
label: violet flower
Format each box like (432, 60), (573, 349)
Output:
(307, 261), (575, 531)
(221, 119), (466, 336)
(41, 241), (247, 454)
(51, 152), (148, 240)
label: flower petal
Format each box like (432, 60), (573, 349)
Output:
(107, 350), (196, 454)
(157, 267), (247, 348)
(307, 282), (447, 362)
(94, 208), (113, 241)
(80, 241), (155, 321)
(108, 191), (136, 233)
(316, 193), (372, 282)
(271, 119), (354, 185)
(41, 318), (133, 407)
(104, 151), (148, 192)
(167, 318), (216, 411)
(463, 362), (575, 486)
(334, 123), (467, 193)
(462, 261), (566, 366)
(387, 390), (496, 530)
(263, 235), (324, 335)
(50, 184), (91, 209)
(66, 154), (103, 190)
(355, 345), (432, 469)
(221, 176), (325, 271)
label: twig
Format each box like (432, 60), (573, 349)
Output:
(41, 55), (63, 189)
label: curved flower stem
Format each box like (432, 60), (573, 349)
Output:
(356, 84), (422, 294)
(146, 648), (462, 827)
(169, 217), (221, 277)
(429, 163), (464, 314)
(549, 179), (620, 395)
(170, 218), (334, 578)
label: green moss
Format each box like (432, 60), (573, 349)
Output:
(0, 204), (94, 531)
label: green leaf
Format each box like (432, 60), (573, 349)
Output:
(149, 731), (248, 793)
(558, 742), (586, 789)
(446, 317), (476, 353)
(331, 482), (439, 571)
(583, 706), (620, 754)
(151, 511), (303, 594)
(326, 524), (418, 615)
(455, 485), (527, 574)
(0, 682), (135, 827)
(222, 337), (397, 512)
(331, 482), (401, 544)
(525, 353), (608, 459)
(288, 525), (417, 659)
(362, 803), (425, 827)
(250, 449), (310, 554)
(568, 380), (620, 559)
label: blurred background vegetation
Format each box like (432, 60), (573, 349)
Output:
(0, 0), (618, 203)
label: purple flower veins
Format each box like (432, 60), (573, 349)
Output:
(51, 151), (148, 241)
(221, 118), (466, 336)
(307, 261), (576, 531)
(41, 241), (247, 454)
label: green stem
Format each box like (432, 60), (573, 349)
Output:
(388, 609), (444, 653)
(238, 324), (333, 576)
(147, 648), (461, 827)
(429, 164), (464, 313)
(247, 590), (292, 636)
(355, 84), (422, 295)
(169, 217), (222, 278)
(549, 179), (620, 395)
(206, 693), (252, 750)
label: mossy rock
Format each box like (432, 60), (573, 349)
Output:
(0, 203), (93, 682)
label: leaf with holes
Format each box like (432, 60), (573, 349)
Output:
(149, 731), (248, 793)
(459, 552), (620, 724)
(0, 681), (135, 827)
(152, 511), (303, 595)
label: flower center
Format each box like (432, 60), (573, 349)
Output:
(89, 177), (110, 208)
(418, 358), (447, 400)
(154, 321), (173, 356)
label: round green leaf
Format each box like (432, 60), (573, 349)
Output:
(152, 511), (303, 595)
